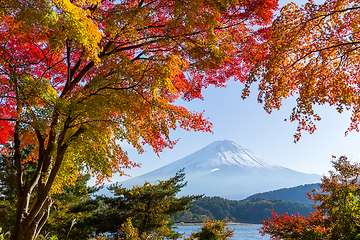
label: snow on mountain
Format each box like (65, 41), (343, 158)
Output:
(99, 140), (321, 200)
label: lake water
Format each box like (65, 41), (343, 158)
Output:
(175, 224), (270, 240)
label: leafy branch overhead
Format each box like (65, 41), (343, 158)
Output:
(244, 0), (360, 141)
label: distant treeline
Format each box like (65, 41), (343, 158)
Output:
(173, 196), (315, 224)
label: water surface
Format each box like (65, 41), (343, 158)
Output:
(176, 224), (270, 240)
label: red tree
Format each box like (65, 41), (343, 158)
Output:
(260, 156), (360, 240)
(0, 0), (278, 239)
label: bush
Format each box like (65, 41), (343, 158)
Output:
(184, 220), (233, 240)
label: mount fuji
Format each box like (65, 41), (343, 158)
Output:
(106, 140), (321, 200)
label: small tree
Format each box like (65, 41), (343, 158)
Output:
(184, 220), (234, 240)
(119, 218), (140, 240)
(260, 156), (360, 240)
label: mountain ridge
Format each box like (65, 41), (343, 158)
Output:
(101, 140), (321, 200)
(245, 183), (321, 204)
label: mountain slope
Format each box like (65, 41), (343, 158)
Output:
(174, 196), (315, 224)
(245, 183), (321, 204)
(106, 140), (321, 200)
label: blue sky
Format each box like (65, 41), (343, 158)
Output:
(104, 80), (360, 184)
(95, 0), (360, 185)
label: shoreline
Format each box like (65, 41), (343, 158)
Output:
(174, 222), (253, 226)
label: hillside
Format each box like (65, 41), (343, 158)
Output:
(244, 183), (321, 204)
(173, 196), (315, 224)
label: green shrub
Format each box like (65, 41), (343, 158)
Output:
(184, 220), (233, 240)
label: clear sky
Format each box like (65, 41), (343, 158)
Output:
(102, 79), (360, 184)
(94, 0), (360, 185)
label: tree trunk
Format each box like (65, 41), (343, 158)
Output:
(10, 197), (53, 240)
(9, 116), (69, 240)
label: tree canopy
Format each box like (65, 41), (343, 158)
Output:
(244, 0), (360, 141)
(0, 0), (278, 239)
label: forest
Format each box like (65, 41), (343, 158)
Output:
(173, 197), (314, 224)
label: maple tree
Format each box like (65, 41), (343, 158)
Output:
(260, 156), (360, 240)
(244, 0), (360, 141)
(0, 0), (278, 239)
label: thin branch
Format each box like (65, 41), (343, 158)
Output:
(70, 50), (84, 81)
(68, 119), (118, 128)
(69, 125), (85, 141)
(66, 40), (72, 89)
(289, 41), (360, 68)
(134, 88), (153, 106)
(61, 61), (95, 98)
(309, 6), (360, 27)
(0, 118), (16, 121)
(138, 0), (145, 7)
(40, 56), (67, 80)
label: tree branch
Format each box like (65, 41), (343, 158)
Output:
(66, 40), (72, 90)
(0, 118), (16, 121)
(289, 41), (360, 68)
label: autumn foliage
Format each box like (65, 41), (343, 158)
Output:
(244, 0), (360, 141)
(0, 0), (278, 239)
(260, 156), (360, 240)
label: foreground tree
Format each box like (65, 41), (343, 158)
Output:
(0, 147), (101, 239)
(0, 146), (38, 234)
(260, 156), (360, 240)
(244, 0), (360, 141)
(83, 169), (201, 239)
(0, 0), (278, 239)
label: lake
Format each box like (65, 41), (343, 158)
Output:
(175, 224), (270, 240)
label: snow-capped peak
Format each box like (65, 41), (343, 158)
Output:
(184, 140), (278, 169)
